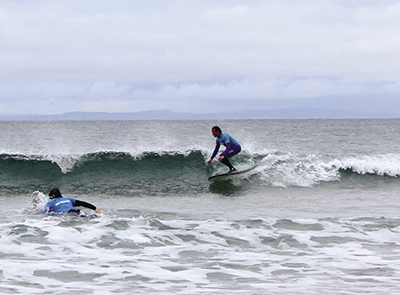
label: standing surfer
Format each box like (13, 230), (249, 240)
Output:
(207, 126), (241, 172)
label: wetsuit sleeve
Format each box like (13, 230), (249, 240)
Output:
(211, 142), (221, 159)
(75, 200), (97, 211)
(43, 202), (51, 213)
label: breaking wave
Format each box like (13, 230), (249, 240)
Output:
(1, 151), (399, 196)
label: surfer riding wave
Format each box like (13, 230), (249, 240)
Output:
(207, 126), (241, 173)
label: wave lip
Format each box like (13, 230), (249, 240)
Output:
(333, 154), (400, 177)
(257, 153), (340, 188)
(0, 149), (208, 174)
(256, 153), (400, 188)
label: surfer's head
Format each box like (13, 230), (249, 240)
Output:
(211, 126), (222, 137)
(49, 188), (62, 199)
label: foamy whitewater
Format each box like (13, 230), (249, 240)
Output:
(1, 119), (400, 294)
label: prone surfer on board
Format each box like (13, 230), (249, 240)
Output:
(43, 188), (103, 215)
(207, 126), (241, 173)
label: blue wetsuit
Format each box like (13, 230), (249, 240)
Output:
(211, 133), (241, 160)
(44, 197), (96, 214)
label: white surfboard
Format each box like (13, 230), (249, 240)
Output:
(208, 164), (258, 181)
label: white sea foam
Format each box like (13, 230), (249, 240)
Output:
(333, 154), (400, 177)
(253, 152), (400, 188)
(31, 191), (49, 212)
(256, 153), (340, 187)
(2, 204), (400, 294)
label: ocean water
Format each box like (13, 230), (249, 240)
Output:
(1, 119), (400, 294)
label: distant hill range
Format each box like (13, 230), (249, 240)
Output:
(0, 108), (397, 121)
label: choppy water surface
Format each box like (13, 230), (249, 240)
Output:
(1, 119), (400, 294)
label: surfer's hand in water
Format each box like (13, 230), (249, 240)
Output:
(207, 159), (213, 164)
(95, 208), (103, 214)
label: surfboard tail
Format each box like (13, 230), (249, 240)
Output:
(208, 164), (257, 181)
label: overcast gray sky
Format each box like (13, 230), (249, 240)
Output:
(1, 0), (400, 116)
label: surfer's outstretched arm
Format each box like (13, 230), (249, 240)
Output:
(75, 200), (103, 213)
(208, 142), (221, 164)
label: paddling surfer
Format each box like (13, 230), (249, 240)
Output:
(43, 188), (103, 214)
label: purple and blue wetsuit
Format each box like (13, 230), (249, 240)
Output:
(211, 133), (241, 160)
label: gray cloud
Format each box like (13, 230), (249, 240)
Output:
(1, 0), (399, 116)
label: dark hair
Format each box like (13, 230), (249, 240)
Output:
(49, 188), (62, 199)
(212, 126), (222, 133)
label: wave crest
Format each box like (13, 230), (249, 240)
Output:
(1, 151), (400, 196)
(334, 154), (400, 177)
